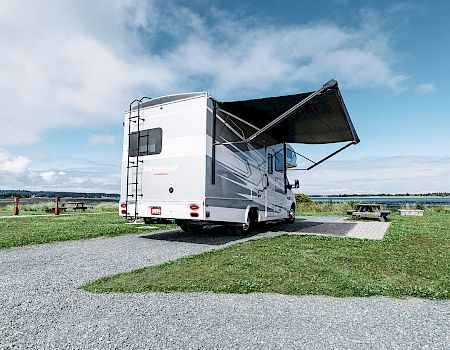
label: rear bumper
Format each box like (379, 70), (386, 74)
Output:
(119, 200), (205, 220)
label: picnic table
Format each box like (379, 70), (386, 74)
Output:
(347, 204), (390, 222)
(64, 202), (88, 212)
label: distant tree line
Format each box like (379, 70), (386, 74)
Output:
(308, 193), (450, 197)
(0, 190), (119, 199)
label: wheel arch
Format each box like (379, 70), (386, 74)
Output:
(244, 205), (260, 224)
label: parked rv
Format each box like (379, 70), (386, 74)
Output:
(120, 80), (359, 234)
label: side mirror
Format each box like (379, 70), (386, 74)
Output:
(286, 184), (292, 190)
(294, 180), (300, 189)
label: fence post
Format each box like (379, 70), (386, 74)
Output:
(55, 197), (60, 215)
(13, 196), (20, 216)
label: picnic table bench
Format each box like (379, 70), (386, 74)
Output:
(347, 204), (390, 222)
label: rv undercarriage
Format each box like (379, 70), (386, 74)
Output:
(142, 203), (295, 235)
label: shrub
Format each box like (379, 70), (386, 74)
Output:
(295, 193), (312, 203)
(92, 202), (118, 212)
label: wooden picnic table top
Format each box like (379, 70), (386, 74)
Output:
(356, 204), (381, 211)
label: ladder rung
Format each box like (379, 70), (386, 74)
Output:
(127, 165), (139, 168)
(128, 182), (138, 185)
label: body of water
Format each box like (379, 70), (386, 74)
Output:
(0, 197), (119, 207)
(310, 196), (450, 209)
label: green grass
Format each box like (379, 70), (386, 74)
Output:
(82, 213), (450, 299)
(0, 212), (174, 249)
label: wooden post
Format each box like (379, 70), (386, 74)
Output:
(55, 197), (60, 215)
(13, 196), (20, 216)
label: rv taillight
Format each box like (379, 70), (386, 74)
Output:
(121, 209), (127, 215)
(190, 212), (199, 218)
(120, 203), (127, 208)
(189, 204), (200, 210)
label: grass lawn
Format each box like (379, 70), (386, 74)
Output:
(0, 212), (173, 249)
(82, 213), (450, 299)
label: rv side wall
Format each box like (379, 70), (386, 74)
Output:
(205, 100), (288, 224)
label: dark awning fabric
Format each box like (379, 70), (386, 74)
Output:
(219, 82), (359, 145)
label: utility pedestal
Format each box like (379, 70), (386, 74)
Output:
(13, 196), (20, 216)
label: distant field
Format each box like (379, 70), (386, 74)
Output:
(0, 212), (174, 249)
(0, 201), (118, 216)
(83, 213), (450, 300)
(295, 201), (450, 215)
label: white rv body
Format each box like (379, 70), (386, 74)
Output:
(120, 80), (359, 231)
(120, 92), (296, 227)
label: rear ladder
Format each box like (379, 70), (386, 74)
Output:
(125, 97), (151, 221)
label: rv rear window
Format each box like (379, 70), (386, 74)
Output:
(129, 128), (162, 157)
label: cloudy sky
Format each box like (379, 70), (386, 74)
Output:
(0, 0), (449, 194)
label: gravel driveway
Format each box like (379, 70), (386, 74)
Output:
(0, 225), (448, 349)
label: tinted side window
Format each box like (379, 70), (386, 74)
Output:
(275, 151), (284, 172)
(129, 128), (162, 156)
(286, 149), (293, 159)
(267, 154), (273, 174)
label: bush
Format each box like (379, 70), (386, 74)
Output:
(295, 193), (312, 203)
(20, 201), (55, 212)
(92, 202), (118, 212)
(415, 203), (425, 210)
(295, 200), (356, 214)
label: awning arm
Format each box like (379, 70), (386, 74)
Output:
(246, 79), (338, 143)
(288, 141), (356, 171)
(216, 108), (261, 132)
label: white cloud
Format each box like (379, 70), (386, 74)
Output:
(292, 155), (450, 194)
(0, 150), (120, 192)
(0, 0), (410, 146)
(88, 134), (118, 146)
(416, 83), (436, 94)
(40, 171), (58, 183)
(0, 149), (31, 175)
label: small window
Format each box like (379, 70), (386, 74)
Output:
(267, 154), (273, 174)
(129, 128), (162, 157)
(275, 152), (284, 172)
(286, 148), (293, 159)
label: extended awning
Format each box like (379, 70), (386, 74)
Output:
(218, 79), (359, 146)
(214, 79), (359, 171)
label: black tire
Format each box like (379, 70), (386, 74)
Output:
(179, 222), (205, 233)
(285, 204), (296, 223)
(178, 222), (193, 233)
(229, 213), (253, 236)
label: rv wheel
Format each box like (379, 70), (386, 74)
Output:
(285, 205), (296, 223)
(230, 217), (252, 236)
(178, 223), (193, 233)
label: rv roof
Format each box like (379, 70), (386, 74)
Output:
(130, 92), (205, 111)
